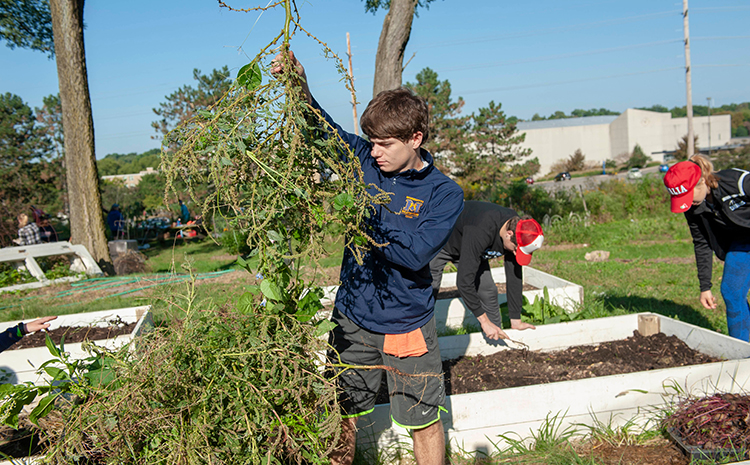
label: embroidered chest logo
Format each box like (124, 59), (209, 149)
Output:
(400, 196), (424, 218)
(729, 199), (747, 211)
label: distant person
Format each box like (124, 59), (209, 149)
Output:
(430, 201), (542, 340)
(0, 316), (57, 352)
(107, 204), (124, 238)
(13, 213), (42, 246)
(30, 205), (58, 242)
(179, 199), (189, 223)
(663, 155), (750, 341)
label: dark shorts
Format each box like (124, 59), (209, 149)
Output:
(327, 308), (446, 429)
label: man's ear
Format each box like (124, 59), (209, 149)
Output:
(410, 131), (424, 149)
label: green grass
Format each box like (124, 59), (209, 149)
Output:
(535, 213), (729, 336)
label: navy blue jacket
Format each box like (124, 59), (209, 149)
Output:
(312, 99), (464, 334)
(0, 323), (25, 352)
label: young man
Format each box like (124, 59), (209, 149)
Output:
(430, 201), (544, 340)
(273, 51), (464, 465)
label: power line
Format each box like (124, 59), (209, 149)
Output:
(456, 67), (683, 96)
(435, 39), (681, 73)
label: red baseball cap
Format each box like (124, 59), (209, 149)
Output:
(516, 219), (544, 266)
(664, 161), (702, 213)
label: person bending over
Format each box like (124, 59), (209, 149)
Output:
(664, 155), (750, 341)
(430, 201), (543, 340)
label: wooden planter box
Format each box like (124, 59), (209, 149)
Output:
(356, 313), (750, 462)
(0, 306), (152, 385)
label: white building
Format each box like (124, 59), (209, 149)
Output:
(101, 167), (158, 188)
(516, 109), (732, 176)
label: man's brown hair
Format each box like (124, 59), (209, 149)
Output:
(360, 87), (429, 144)
(506, 215), (532, 246)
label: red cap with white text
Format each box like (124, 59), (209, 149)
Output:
(515, 219), (544, 266)
(664, 161), (702, 213)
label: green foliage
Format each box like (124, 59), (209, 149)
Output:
(500, 288), (581, 327)
(0, 334), (119, 430)
(405, 67), (469, 174)
(44, 300), (340, 464)
(97, 148), (161, 176)
(152, 67), (234, 141)
(0, 0), (54, 57)
(0, 92), (63, 246)
(458, 101), (533, 201)
(362, 0), (436, 14)
(627, 144), (650, 169)
(714, 144), (750, 171)
(530, 108), (620, 120)
(565, 149), (586, 172)
(673, 134), (699, 161)
(220, 229), (252, 256)
(521, 287), (581, 325)
(0, 266), (33, 287)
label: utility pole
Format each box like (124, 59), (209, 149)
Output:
(346, 32), (359, 136)
(683, 0), (694, 158)
(707, 97), (712, 157)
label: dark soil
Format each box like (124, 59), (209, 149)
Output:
(7, 322), (137, 350)
(374, 330), (720, 464)
(0, 419), (46, 459)
(443, 330), (720, 395)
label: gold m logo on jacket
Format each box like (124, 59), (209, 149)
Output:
(401, 197), (424, 218)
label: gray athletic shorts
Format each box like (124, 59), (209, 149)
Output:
(327, 308), (446, 429)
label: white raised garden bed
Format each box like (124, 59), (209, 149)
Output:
(319, 266), (583, 334)
(356, 313), (750, 461)
(434, 266), (583, 332)
(0, 306), (152, 385)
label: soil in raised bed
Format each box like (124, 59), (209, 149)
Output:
(443, 330), (720, 395)
(7, 321), (138, 351)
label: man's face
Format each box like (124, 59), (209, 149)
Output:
(692, 179), (709, 206)
(370, 132), (423, 173)
(502, 231), (517, 255)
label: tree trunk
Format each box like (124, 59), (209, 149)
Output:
(372, 0), (418, 96)
(49, 0), (112, 273)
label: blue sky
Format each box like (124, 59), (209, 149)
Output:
(1, 0), (748, 158)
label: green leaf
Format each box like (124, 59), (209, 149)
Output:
(237, 292), (256, 314)
(260, 280), (283, 302)
(29, 393), (60, 426)
(84, 366), (116, 388)
(333, 192), (354, 211)
(267, 230), (284, 243)
(220, 157), (233, 166)
(43, 367), (70, 381)
(295, 290), (323, 323)
(45, 334), (59, 358)
(314, 320), (337, 338)
(237, 61), (262, 90)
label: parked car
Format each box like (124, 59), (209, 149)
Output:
(627, 168), (643, 180)
(659, 164), (669, 173)
(525, 177), (534, 185)
(554, 172), (571, 182)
